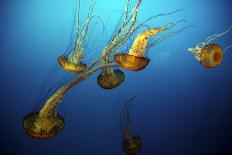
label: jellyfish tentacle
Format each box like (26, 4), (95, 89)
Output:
(224, 45), (232, 53)
(120, 94), (137, 139)
(149, 25), (195, 48)
(205, 25), (232, 45)
(100, 0), (142, 65)
(138, 8), (185, 27)
(123, 0), (131, 26)
(68, 0), (98, 66)
(127, 20), (187, 57)
(84, 14), (106, 48)
(122, 105), (132, 138)
(108, 0), (141, 51)
(188, 25), (232, 61)
(75, 0), (81, 36)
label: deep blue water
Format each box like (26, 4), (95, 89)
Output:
(1, 0), (232, 154)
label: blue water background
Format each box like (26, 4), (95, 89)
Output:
(0, 0), (232, 154)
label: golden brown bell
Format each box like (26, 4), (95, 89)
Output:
(114, 53), (150, 71)
(58, 56), (87, 73)
(199, 44), (223, 68)
(23, 112), (64, 139)
(97, 68), (125, 89)
(122, 136), (142, 155)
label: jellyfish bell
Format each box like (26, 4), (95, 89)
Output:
(188, 25), (232, 68)
(114, 53), (150, 71)
(23, 112), (64, 139)
(58, 56), (87, 73)
(122, 135), (143, 155)
(114, 27), (170, 71)
(199, 44), (223, 68)
(97, 67), (125, 89)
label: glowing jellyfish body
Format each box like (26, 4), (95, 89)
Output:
(199, 44), (223, 68)
(97, 68), (125, 89)
(188, 25), (232, 68)
(115, 27), (164, 71)
(23, 112), (64, 139)
(23, 85), (68, 139)
(114, 53), (150, 71)
(58, 56), (87, 73)
(122, 136), (142, 155)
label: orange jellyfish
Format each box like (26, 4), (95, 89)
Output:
(115, 20), (191, 71)
(97, 67), (125, 89)
(114, 27), (165, 71)
(23, 84), (67, 138)
(119, 94), (142, 155)
(58, 0), (104, 73)
(23, 112), (64, 139)
(199, 44), (223, 68)
(58, 56), (87, 73)
(188, 25), (232, 68)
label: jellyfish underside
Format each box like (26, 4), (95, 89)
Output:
(58, 56), (87, 73)
(114, 53), (150, 71)
(200, 44), (223, 68)
(122, 135), (142, 155)
(23, 112), (64, 139)
(97, 68), (125, 89)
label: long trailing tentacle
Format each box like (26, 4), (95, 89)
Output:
(110, 0), (142, 45)
(204, 25), (232, 45)
(84, 14), (106, 47)
(138, 8), (185, 27)
(79, 0), (96, 43)
(63, 1), (80, 56)
(76, 0), (81, 36)
(83, 14), (106, 62)
(148, 25), (195, 49)
(75, 0), (96, 51)
(69, 0), (97, 64)
(120, 92), (137, 137)
(34, 65), (59, 111)
(224, 44), (232, 53)
(123, 0), (131, 25)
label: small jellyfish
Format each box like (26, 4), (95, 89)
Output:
(198, 44), (223, 68)
(97, 67), (125, 89)
(115, 21), (190, 71)
(119, 94), (142, 155)
(188, 25), (232, 68)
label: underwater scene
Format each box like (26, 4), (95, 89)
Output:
(0, 0), (232, 154)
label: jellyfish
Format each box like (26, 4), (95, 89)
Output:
(23, 85), (67, 138)
(188, 25), (232, 68)
(114, 21), (193, 71)
(224, 44), (232, 53)
(58, 56), (87, 73)
(119, 94), (142, 155)
(97, 67), (125, 89)
(58, 0), (104, 73)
